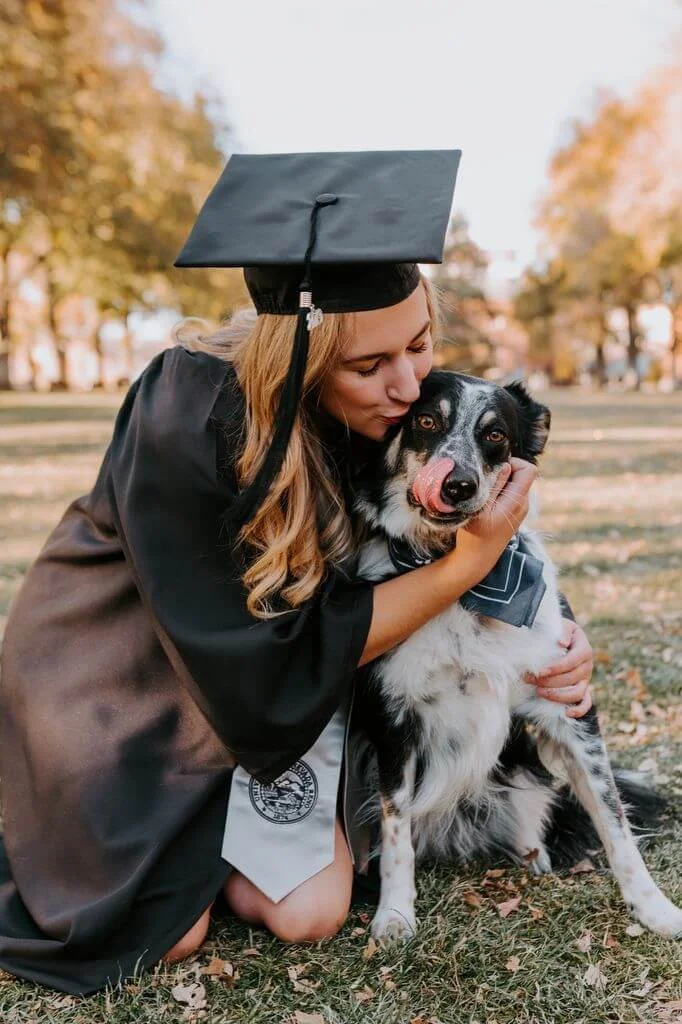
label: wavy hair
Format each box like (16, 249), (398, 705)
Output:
(173, 275), (442, 618)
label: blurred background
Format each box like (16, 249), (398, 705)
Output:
(1, 7), (682, 1019)
(1, 0), (680, 392)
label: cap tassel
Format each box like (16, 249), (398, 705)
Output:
(227, 193), (338, 529)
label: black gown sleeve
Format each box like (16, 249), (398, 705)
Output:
(105, 346), (374, 784)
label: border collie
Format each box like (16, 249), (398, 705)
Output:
(349, 370), (681, 941)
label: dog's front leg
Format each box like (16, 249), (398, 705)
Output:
(371, 751), (418, 942)
(533, 706), (682, 938)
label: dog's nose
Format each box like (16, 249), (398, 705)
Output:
(441, 470), (478, 505)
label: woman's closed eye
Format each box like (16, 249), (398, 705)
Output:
(357, 340), (429, 377)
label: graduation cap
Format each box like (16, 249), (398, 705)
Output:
(175, 149), (462, 526)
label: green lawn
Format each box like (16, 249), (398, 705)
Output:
(0, 386), (681, 1024)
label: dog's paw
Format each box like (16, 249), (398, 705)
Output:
(630, 895), (682, 938)
(370, 905), (417, 943)
(525, 848), (553, 876)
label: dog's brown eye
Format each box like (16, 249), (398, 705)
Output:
(486, 430), (506, 443)
(417, 414), (437, 431)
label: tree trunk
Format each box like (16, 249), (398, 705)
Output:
(625, 304), (642, 391)
(667, 301), (682, 390)
(45, 270), (66, 387)
(0, 247), (11, 389)
(593, 315), (609, 389)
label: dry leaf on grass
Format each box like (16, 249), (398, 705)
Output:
(625, 923), (645, 937)
(569, 858), (595, 874)
(201, 956), (239, 986)
(505, 956), (521, 972)
(484, 868), (506, 879)
(292, 979), (321, 994)
(583, 964), (607, 989)
(362, 936), (378, 959)
(528, 905), (545, 921)
(633, 981), (654, 997)
(289, 1012), (327, 1024)
(593, 649), (611, 665)
(496, 896), (521, 918)
(354, 984), (375, 1004)
(171, 980), (207, 1010)
(576, 932), (592, 953)
(463, 891), (483, 909)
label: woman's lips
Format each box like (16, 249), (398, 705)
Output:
(411, 457), (457, 514)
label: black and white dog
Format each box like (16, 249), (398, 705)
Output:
(350, 370), (681, 941)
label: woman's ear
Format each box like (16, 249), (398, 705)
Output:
(503, 380), (551, 461)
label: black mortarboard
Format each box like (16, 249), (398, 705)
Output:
(175, 149), (462, 526)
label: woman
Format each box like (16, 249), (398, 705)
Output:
(0, 152), (594, 994)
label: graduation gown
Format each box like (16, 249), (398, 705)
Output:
(0, 345), (374, 994)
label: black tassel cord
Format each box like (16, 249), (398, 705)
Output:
(227, 194), (338, 528)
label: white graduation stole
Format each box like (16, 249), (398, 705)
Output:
(221, 695), (352, 903)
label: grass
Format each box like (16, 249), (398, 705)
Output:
(1, 385), (681, 1024)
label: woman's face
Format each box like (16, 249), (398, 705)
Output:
(319, 283), (434, 440)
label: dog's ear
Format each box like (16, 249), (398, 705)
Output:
(503, 380), (551, 461)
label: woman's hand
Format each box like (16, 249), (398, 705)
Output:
(526, 618), (594, 717)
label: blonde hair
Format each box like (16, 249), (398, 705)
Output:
(173, 275), (442, 618)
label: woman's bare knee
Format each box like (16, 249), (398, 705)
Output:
(224, 818), (353, 943)
(162, 905), (211, 963)
(267, 897), (350, 944)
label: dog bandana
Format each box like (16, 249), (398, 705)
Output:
(221, 693), (352, 903)
(388, 532), (547, 628)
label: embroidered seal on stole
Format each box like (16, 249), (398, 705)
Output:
(249, 760), (319, 824)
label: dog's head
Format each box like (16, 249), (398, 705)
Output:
(352, 370), (550, 548)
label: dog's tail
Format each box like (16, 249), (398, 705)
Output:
(546, 768), (670, 868)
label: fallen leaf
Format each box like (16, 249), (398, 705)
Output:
(496, 897), (522, 918)
(630, 700), (646, 722)
(583, 964), (607, 989)
(485, 868), (506, 879)
(528, 905), (545, 921)
(50, 996), (75, 1009)
(350, 926), (366, 937)
(463, 891), (483, 909)
(291, 1013), (326, 1024)
(383, 978), (397, 990)
(287, 964), (309, 982)
(633, 980), (654, 997)
(625, 667), (648, 699)
(292, 978), (321, 993)
(358, 912), (370, 924)
(354, 984), (375, 1004)
(569, 858), (595, 874)
(626, 923), (645, 937)
(593, 649), (611, 665)
(576, 932), (592, 953)
(602, 929), (619, 948)
(505, 955), (521, 972)
(241, 947), (260, 956)
(362, 937), (378, 960)
(171, 981), (207, 1010)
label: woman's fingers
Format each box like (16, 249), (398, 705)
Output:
(565, 688), (594, 718)
(536, 678), (590, 704)
(534, 658), (593, 691)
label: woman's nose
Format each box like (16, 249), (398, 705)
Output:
(387, 357), (421, 405)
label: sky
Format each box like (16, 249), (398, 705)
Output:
(149, 0), (680, 267)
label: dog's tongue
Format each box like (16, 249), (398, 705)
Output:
(411, 457), (456, 514)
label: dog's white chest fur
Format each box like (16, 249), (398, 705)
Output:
(361, 527), (567, 819)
